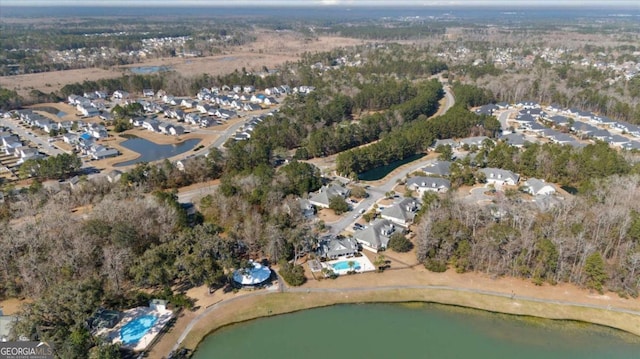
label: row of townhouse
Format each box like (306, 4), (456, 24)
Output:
(133, 118), (185, 136)
(234, 114), (272, 141)
(64, 132), (119, 160)
(19, 110), (73, 134)
(0, 131), (41, 164)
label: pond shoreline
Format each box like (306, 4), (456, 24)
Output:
(176, 287), (640, 356)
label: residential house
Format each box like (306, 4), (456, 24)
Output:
(381, 198), (420, 226)
(158, 122), (174, 135)
(500, 133), (527, 148)
(143, 119), (160, 132)
(550, 133), (575, 144)
(432, 138), (459, 149)
(63, 133), (78, 144)
(299, 199), (315, 218)
(92, 147), (119, 160)
(480, 167), (520, 186)
(265, 87), (280, 96)
(354, 219), (395, 252)
(318, 236), (359, 260)
(475, 104), (498, 115)
(143, 89), (155, 97)
(185, 112), (200, 124)
(181, 99), (197, 109)
(421, 160), (451, 177)
(95, 91), (108, 99)
(169, 126), (185, 136)
(459, 136), (490, 148)
(406, 176), (451, 194)
(197, 103), (214, 114)
(232, 85), (242, 93)
(112, 90), (129, 100)
(308, 184), (350, 209)
(606, 135), (629, 147)
(243, 103), (262, 112)
(243, 85), (256, 93)
(523, 178), (556, 196)
(264, 97), (278, 106)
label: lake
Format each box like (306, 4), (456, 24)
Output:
(114, 138), (200, 167)
(192, 303), (638, 359)
(358, 153), (425, 181)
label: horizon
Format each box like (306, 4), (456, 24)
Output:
(1, 0), (639, 9)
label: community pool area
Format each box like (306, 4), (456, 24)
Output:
(120, 314), (158, 345)
(102, 303), (173, 352)
(325, 255), (375, 275)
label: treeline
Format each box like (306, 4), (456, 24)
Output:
(467, 141), (635, 189)
(415, 175), (640, 297)
(451, 82), (495, 108)
(326, 24), (446, 40)
(246, 79), (443, 159)
(336, 105), (501, 176)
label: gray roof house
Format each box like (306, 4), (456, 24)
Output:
(308, 184), (350, 209)
(459, 136), (490, 147)
(433, 138), (459, 149)
(500, 133), (527, 147)
(406, 176), (451, 194)
(480, 167), (520, 186)
(524, 178), (556, 196)
(380, 198), (420, 226)
(421, 161), (451, 177)
(318, 236), (359, 260)
(354, 219), (396, 252)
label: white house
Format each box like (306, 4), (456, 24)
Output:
(480, 167), (520, 186)
(406, 176), (451, 194)
(523, 178), (556, 196)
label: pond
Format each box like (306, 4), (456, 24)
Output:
(114, 138), (201, 167)
(358, 153), (425, 181)
(128, 66), (171, 74)
(192, 303), (639, 359)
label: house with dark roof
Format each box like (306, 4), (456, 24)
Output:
(421, 161), (451, 177)
(308, 184), (350, 209)
(380, 198), (420, 226)
(500, 133), (527, 147)
(318, 236), (359, 260)
(406, 176), (451, 194)
(354, 219), (395, 252)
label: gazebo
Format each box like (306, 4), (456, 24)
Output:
(232, 261), (272, 287)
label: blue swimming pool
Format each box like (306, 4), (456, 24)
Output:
(120, 314), (158, 345)
(332, 261), (361, 271)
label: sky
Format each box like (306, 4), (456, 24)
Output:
(1, 0), (638, 8)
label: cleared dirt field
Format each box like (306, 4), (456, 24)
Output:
(0, 31), (365, 98)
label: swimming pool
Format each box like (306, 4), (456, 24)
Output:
(332, 261), (361, 271)
(120, 314), (158, 345)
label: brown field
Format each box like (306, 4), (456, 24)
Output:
(0, 31), (366, 98)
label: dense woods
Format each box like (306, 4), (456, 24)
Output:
(415, 175), (640, 297)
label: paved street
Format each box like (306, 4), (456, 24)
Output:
(0, 117), (65, 156)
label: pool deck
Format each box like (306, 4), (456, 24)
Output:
(102, 306), (173, 352)
(324, 256), (376, 276)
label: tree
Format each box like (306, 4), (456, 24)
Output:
(373, 254), (387, 272)
(388, 232), (413, 252)
(278, 260), (306, 286)
(328, 196), (349, 215)
(584, 252), (607, 294)
(435, 144), (454, 161)
(350, 186), (368, 199)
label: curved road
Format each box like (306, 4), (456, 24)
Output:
(169, 283), (640, 356)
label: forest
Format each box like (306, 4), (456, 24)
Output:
(415, 174), (640, 297)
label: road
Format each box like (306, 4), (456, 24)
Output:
(327, 82), (456, 235)
(498, 109), (517, 132)
(0, 117), (65, 156)
(168, 283), (640, 356)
